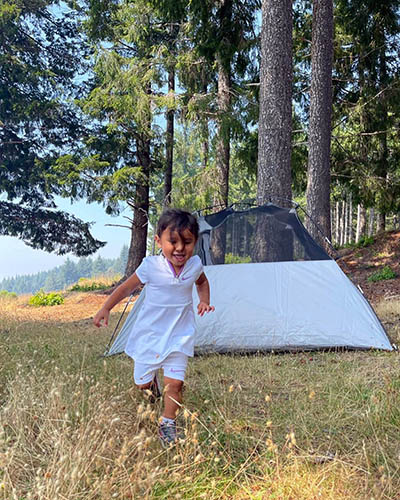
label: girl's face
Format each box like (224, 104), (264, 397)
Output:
(155, 226), (197, 270)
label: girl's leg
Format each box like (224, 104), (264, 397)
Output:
(137, 377), (161, 402)
(163, 377), (183, 419)
(162, 353), (188, 418)
(158, 353), (188, 446)
(134, 361), (161, 402)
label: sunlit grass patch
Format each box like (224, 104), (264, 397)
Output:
(69, 275), (122, 292)
(0, 289), (135, 324)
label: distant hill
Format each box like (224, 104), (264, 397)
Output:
(0, 246), (128, 295)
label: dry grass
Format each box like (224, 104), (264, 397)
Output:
(0, 292), (136, 323)
(0, 294), (399, 499)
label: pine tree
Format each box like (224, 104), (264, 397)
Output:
(332, 1), (400, 229)
(306, 0), (334, 244)
(257, 0), (293, 206)
(0, 0), (105, 256)
(256, 0), (293, 261)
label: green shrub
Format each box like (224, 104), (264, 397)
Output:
(69, 275), (120, 292)
(70, 281), (109, 292)
(29, 290), (64, 307)
(225, 253), (252, 264)
(367, 266), (397, 283)
(0, 290), (17, 299)
(356, 235), (374, 248)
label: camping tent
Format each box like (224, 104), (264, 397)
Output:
(105, 203), (393, 355)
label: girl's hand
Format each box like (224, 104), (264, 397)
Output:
(93, 308), (110, 328)
(197, 302), (215, 316)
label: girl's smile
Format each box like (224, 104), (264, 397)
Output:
(155, 227), (197, 273)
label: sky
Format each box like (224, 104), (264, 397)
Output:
(0, 198), (132, 281)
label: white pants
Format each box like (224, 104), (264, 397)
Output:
(133, 351), (189, 385)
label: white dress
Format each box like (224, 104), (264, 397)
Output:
(124, 255), (203, 364)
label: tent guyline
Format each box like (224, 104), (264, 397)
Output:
(104, 202), (393, 357)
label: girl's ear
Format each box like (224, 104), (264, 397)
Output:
(155, 234), (161, 248)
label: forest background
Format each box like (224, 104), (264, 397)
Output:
(1, 0), (400, 290)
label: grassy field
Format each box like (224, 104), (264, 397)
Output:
(0, 294), (399, 499)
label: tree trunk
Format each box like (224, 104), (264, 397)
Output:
(356, 204), (367, 243)
(214, 1), (232, 209)
(256, 0), (293, 262)
(368, 207), (375, 237)
(183, 122), (188, 172)
(374, 37), (388, 235)
(343, 198), (348, 246)
(163, 65), (175, 207)
(393, 214), (399, 230)
(211, 0), (232, 265)
(201, 79), (209, 169)
(335, 200), (339, 244)
(125, 135), (151, 277)
(376, 212), (385, 233)
(306, 0), (333, 246)
(348, 192), (353, 243)
(214, 57), (230, 208)
(339, 201), (345, 246)
(257, 0), (292, 206)
(124, 74), (152, 278)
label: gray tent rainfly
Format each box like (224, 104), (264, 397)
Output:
(104, 203), (393, 356)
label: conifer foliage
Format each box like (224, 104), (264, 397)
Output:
(2, 0), (400, 274)
(0, 0), (104, 255)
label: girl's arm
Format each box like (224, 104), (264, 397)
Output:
(195, 272), (215, 316)
(93, 272), (143, 327)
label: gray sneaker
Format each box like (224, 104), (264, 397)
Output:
(158, 420), (177, 447)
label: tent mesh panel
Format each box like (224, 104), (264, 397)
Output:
(197, 205), (330, 264)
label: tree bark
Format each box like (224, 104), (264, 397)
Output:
(335, 200), (339, 244)
(255, 0), (293, 262)
(214, 57), (231, 208)
(356, 204), (367, 243)
(348, 192), (353, 243)
(257, 0), (293, 206)
(393, 214), (399, 230)
(125, 76), (152, 278)
(339, 201), (345, 246)
(305, 0), (333, 246)
(376, 212), (385, 233)
(211, 0), (232, 264)
(163, 65), (175, 207)
(374, 35), (389, 234)
(210, 62), (230, 263)
(368, 207), (375, 237)
(125, 134), (151, 277)
(201, 78), (209, 169)
(359, 206), (367, 239)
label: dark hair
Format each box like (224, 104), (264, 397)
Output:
(156, 208), (199, 240)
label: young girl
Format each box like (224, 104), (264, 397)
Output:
(93, 208), (214, 446)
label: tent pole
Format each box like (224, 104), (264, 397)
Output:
(103, 294), (134, 356)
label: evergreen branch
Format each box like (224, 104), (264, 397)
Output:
(0, 201), (105, 256)
(332, 81), (399, 131)
(104, 223), (132, 229)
